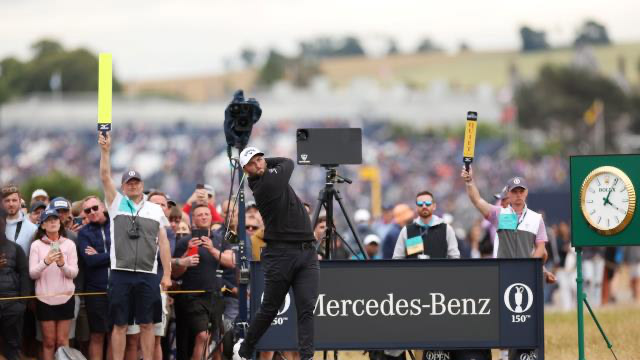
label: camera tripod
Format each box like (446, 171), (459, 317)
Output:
(310, 167), (368, 360)
(311, 166), (368, 260)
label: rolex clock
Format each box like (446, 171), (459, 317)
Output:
(580, 166), (636, 235)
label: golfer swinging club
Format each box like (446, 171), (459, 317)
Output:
(233, 147), (319, 360)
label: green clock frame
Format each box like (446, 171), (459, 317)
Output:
(571, 154), (640, 247)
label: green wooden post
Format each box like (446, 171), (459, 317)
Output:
(576, 247), (586, 360)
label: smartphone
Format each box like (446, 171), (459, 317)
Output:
(73, 217), (84, 226)
(191, 228), (209, 239)
(196, 183), (205, 190)
(51, 243), (60, 252)
(187, 245), (199, 257)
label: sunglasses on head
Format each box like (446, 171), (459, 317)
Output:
(416, 201), (433, 207)
(1, 186), (18, 195)
(83, 205), (100, 214)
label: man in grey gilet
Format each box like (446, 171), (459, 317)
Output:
(462, 167), (547, 360)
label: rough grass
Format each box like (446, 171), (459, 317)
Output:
(319, 43), (640, 89)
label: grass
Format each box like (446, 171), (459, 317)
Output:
(319, 43), (640, 89)
(543, 306), (640, 360)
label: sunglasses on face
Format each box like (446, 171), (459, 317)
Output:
(246, 225), (260, 231)
(416, 201), (433, 207)
(83, 205), (100, 214)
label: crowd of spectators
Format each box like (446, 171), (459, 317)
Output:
(3, 119), (637, 360)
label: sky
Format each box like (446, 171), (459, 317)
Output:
(1, 0), (639, 81)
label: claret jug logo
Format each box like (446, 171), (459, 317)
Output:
(504, 283), (533, 314)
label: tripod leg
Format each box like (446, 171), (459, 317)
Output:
(335, 232), (358, 258)
(311, 189), (326, 230)
(333, 190), (369, 259)
(312, 190), (327, 253)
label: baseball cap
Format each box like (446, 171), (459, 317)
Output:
(39, 208), (60, 224)
(31, 189), (49, 200)
(49, 197), (71, 211)
(30, 201), (47, 213)
(239, 147), (264, 168)
(121, 170), (143, 184)
(166, 194), (177, 207)
(246, 200), (258, 210)
(354, 209), (371, 224)
(363, 234), (381, 246)
(506, 177), (528, 192)
(493, 186), (508, 200)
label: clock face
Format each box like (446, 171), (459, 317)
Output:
(581, 166), (636, 235)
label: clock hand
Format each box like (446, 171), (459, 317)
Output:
(606, 188), (612, 202)
(604, 188), (614, 206)
(609, 201), (625, 214)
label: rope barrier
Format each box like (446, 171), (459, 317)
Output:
(0, 289), (206, 301)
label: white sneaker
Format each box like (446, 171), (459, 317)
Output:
(232, 339), (248, 360)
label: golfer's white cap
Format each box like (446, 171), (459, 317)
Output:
(239, 147), (264, 168)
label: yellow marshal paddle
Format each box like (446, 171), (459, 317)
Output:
(98, 53), (112, 135)
(462, 111), (477, 171)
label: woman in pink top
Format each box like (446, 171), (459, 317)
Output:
(29, 209), (78, 360)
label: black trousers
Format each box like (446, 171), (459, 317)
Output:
(240, 242), (319, 360)
(0, 300), (25, 360)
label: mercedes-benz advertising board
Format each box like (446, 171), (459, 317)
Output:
(250, 259), (544, 358)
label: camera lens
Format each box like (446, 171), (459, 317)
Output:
(297, 129), (309, 141)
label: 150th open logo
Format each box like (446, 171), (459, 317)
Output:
(504, 283), (533, 323)
(261, 293), (291, 326)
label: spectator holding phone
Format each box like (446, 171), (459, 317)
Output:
(48, 197), (90, 348)
(182, 184), (224, 224)
(172, 203), (234, 360)
(29, 209), (78, 360)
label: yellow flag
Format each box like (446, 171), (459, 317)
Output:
(463, 111), (477, 170)
(98, 53), (112, 131)
(584, 100), (604, 126)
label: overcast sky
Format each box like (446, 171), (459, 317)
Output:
(1, 0), (638, 81)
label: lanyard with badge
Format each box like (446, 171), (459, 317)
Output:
(405, 219), (432, 258)
(498, 207), (527, 231)
(125, 198), (144, 239)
